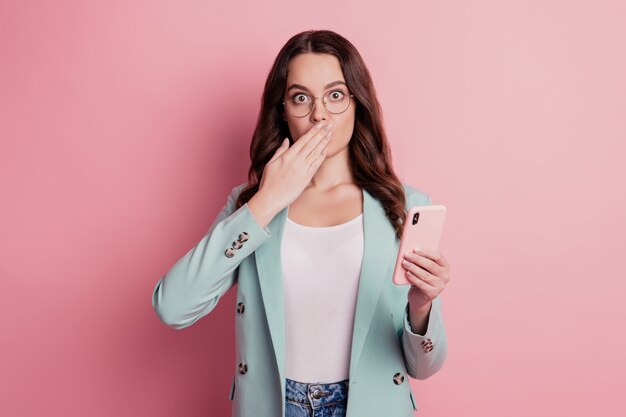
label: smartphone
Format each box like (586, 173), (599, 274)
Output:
(392, 204), (447, 286)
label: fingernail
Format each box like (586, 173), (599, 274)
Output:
(324, 124), (332, 131)
(413, 246), (422, 253)
(315, 123), (323, 129)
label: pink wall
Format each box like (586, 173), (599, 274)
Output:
(1, 1), (624, 416)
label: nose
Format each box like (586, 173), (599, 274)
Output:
(310, 97), (328, 123)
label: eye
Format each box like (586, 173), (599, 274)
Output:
(328, 90), (346, 101)
(291, 93), (311, 104)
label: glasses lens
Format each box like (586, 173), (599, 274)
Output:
(324, 90), (351, 114)
(284, 90), (351, 117)
(285, 94), (310, 117)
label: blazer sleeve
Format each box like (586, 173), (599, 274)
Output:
(400, 194), (449, 379)
(151, 183), (272, 329)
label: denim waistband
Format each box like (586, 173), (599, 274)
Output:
(285, 377), (349, 408)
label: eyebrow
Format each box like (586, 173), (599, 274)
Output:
(286, 80), (347, 93)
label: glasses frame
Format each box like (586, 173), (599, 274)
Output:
(282, 90), (355, 118)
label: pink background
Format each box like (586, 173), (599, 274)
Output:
(1, 1), (625, 416)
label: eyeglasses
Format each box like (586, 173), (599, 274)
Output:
(282, 89), (354, 118)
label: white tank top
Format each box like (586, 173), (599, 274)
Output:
(281, 211), (364, 383)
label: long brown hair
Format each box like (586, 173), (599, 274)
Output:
(235, 29), (408, 240)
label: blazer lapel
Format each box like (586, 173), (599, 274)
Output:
(254, 187), (396, 389)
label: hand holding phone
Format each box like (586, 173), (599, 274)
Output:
(392, 204), (447, 286)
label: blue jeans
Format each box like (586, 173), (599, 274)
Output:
(285, 377), (349, 417)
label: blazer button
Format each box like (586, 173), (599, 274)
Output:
(232, 240), (243, 250)
(422, 339), (434, 353)
(236, 302), (245, 314)
(237, 232), (249, 243)
(393, 372), (405, 385)
(238, 362), (248, 374)
(225, 247), (236, 258)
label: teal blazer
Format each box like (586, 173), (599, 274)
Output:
(152, 182), (448, 416)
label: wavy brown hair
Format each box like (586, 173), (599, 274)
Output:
(235, 29), (408, 240)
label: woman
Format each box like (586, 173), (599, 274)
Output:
(152, 29), (451, 417)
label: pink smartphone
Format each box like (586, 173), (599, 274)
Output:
(392, 204), (447, 286)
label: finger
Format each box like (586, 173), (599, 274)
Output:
(413, 246), (448, 269)
(403, 252), (441, 277)
(306, 146), (327, 175)
(298, 124), (332, 160)
(401, 258), (435, 285)
(407, 282), (434, 304)
(269, 138), (290, 162)
(405, 270), (437, 298)
(305, 130), (331, 163)
(292, 123), (331, 156)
